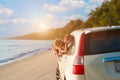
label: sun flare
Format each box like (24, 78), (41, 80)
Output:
(35, 20), (49, 32)
(39, 23), (47, 31)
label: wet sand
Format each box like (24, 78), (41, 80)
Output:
(0, 50), (58, 80)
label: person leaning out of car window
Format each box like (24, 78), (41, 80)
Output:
(52, 34), (74, 57)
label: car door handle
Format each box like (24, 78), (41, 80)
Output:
(103, 56), (120, 62)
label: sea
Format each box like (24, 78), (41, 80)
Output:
(0, 40), (52, 66)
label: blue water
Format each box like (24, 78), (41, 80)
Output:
(0, 40), (52, 66)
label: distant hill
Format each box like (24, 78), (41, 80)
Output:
(13, 19), (83, 40)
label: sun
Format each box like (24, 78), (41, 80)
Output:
(39, 22), (47, 32)
(35, 21), (49, 32)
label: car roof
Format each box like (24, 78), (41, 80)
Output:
(72, 26), (120, 34)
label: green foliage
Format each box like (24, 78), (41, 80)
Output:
(52, 19), (83, 39)
(88, 0), (120, 27)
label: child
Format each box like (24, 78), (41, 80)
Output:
(63, 34), (75, 53)
(53, 38), (67, 57)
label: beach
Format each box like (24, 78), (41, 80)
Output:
(0, 50), (58, 80)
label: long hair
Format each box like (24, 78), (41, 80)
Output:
(53, 38), (65, 48)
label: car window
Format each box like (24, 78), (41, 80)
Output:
(85, 29), (120, 55)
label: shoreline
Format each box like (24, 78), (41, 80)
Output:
(0, 50), (58, 80)
(0, 49), (52, 66)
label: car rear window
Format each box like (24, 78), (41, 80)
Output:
(85, 29), (120, 55)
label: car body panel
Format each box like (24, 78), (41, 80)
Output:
(84, 52), (120, 80)
(58, 26), (120, 80)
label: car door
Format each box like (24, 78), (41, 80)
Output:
(58, 46), (76, 80)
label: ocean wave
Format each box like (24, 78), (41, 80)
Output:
(0, 40), (52, 66)
(0, 48), (50, 64)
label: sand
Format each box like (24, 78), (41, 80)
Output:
(0, 50), (58, 80)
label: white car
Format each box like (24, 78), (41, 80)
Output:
(56, 26), (120, 80)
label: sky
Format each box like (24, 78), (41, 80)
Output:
(0, 0), (105, 38)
